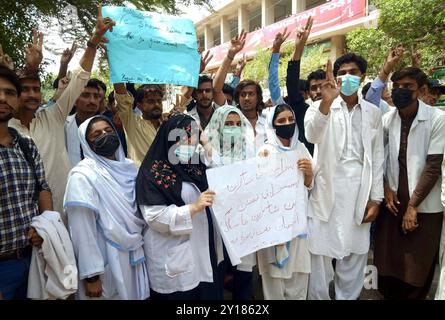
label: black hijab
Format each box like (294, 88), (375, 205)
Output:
(136, 114), (209, 207)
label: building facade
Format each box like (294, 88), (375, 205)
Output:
(195, 0), (379, 72)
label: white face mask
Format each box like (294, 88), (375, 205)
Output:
(175, 144), (196, 163)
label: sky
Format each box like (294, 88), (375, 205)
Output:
(41, 0), (232, 74)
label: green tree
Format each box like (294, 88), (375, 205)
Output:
(40, 72), (57, 103)
(346, 0), (445, 76)
(0, 0), (211, 68)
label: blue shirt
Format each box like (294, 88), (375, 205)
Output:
(268, 53), (285, 105)
(365, 76), (386, 108)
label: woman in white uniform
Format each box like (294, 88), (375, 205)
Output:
(256, 104), (313, 300)
(64, 115), (149, 300)
(136, 114), (223, 300)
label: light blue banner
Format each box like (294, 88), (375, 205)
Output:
(102, 6), (200, 87)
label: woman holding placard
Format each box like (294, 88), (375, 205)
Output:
(256, 104), (313, 300)
(136, 114), (223, 300)
(204, 105), (257, 300)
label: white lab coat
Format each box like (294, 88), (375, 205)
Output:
(186, 103), (220, 129)
(384, 100), (445, 213)
(27, 211), (78, 300)
(304, 96), (384, 225)
(140, 182), (224, 294)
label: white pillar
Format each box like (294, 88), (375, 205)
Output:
(292, 0), (306, 14)
(204, 24), (214, 51)
(238, 4), (249, 33)
(221, 15), (231, 43)
(261, 0), (274, 27)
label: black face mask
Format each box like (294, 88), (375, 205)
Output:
(91, 132), (120, 157)
(392, 88), (415, 109)
(274, 123), (296, 140)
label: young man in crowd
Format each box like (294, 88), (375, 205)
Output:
(374, 67), (445, 300)
(305, 53), (384, 300)
(65, 80), (101, 167)
(0, 64), (52, 300)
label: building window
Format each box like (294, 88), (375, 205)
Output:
(249, 7), (261, 32)
(229, 18), (238, 39)
(274, 0), (292, 23)
(306, 0), (327, 10)
(212, 26), (221, 46)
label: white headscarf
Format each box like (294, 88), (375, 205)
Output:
(77, 115), (138, 196)
(64, 116), (149, 299)
(264, 105), (300, 153)
(262, 105), (309, 268)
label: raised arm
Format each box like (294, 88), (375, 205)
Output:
(269, 27), (290, 105)
(230, 54), (247, 88)
(365, 45), (405, 107)
(56, 42), (77, 82)
(411, 49), (421, 69)
(287, 17), (312, 107)
(0, 44), (15, 70)
(80, 5), (115, 72)
(304, 60), (340, 144)
(51, 5), (115, 122)
(291, 16), (313, 62)
(24, 28), (43, 73)
(213, 30), (247, 106)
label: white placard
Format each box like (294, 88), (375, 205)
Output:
(207, 150), (307, 265)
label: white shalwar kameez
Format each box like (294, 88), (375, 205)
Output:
(308, 103), (370, 300)
(256, 106), (312, 300)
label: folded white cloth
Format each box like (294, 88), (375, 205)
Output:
(27, 211), (78, 300)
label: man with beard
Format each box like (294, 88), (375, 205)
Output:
(188, 75), (217, 130)
(65, 80), (101, 167)
(114, 83), (165, 167)
(8, 10), (113, 216)
(374, 67), (445, 299)
(0, 65), (52, 300)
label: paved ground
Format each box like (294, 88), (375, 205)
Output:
(359, 249), (439, 300)
(224, 249), (440, 300)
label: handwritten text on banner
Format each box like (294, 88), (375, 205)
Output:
(207, 151), (308, 265)
(102, 6), (200, 87)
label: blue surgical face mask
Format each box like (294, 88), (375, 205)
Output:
(339, 74), (361, 96)
(222, 125), (242, 143)
(175, 144), (196, 163)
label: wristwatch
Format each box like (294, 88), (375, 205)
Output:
(87, 40), (99, 49)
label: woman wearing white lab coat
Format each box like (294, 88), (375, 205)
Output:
(136, 114), (224, 300)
